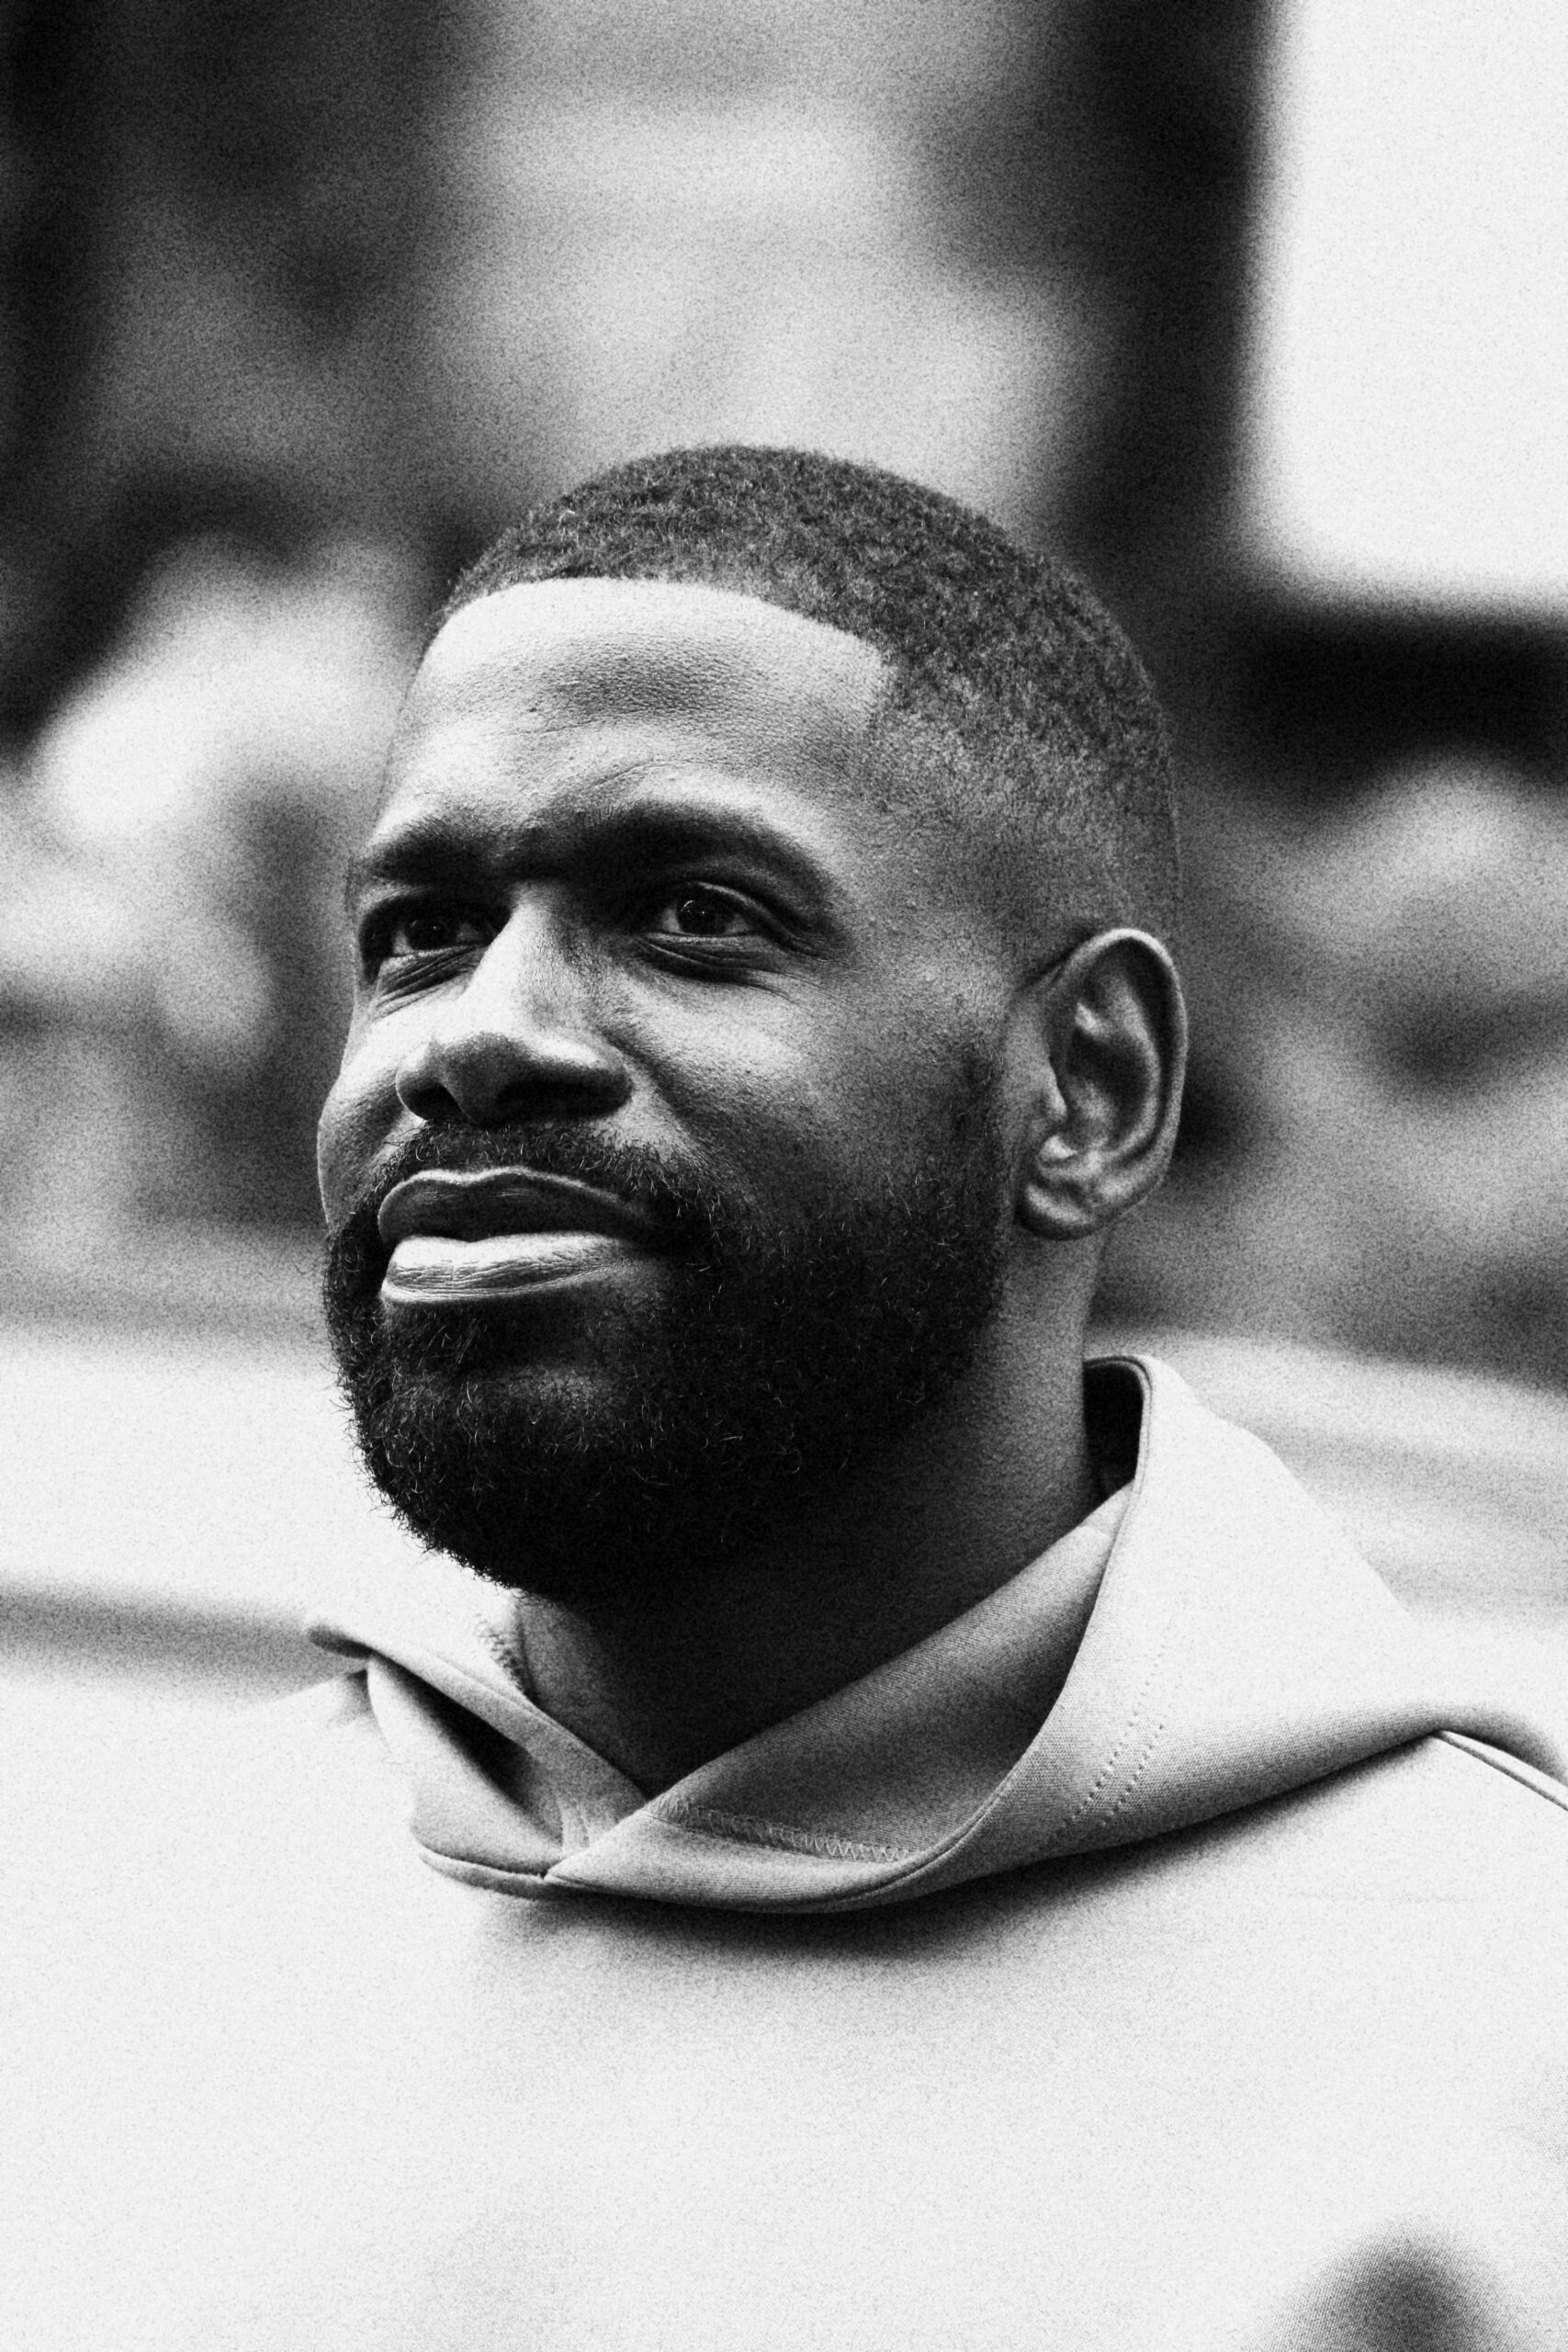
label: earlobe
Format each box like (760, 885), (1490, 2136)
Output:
(1011, 930), (1188, 1240)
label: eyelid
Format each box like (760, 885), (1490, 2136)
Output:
(355, 892), (492, 970)
(351, 865), (823, 979)
(641, 879), (764, 922)
(638, 880), (818, 964)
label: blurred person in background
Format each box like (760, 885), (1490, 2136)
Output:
(0, 782), (177, 1260)
(8, 448), (1567, 2352)
(1111, 757), (1568, 1388)
(0, 534), (416, 1278)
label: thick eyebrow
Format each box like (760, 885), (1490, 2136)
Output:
(342, 828), (477, 916)
(342, 796), (841, 921)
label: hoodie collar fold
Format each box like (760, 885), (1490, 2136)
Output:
(309, 1356), (1567, 1912)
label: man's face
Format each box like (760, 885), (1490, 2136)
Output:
(318, 579), (1016, 1595)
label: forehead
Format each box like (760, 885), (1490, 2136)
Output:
(386, 577), (893, 812)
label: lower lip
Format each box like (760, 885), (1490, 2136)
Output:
(381, 1231), (646, 1306)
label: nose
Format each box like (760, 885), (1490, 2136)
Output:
(393, 906), (631, 1127)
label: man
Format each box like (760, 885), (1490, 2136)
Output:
(9, 447), (1568, 2348)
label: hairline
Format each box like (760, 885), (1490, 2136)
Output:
(437, 513), (1173, 946)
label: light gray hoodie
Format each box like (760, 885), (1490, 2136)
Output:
(7, 1356), (1568, 2348)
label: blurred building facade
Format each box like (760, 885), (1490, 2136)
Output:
(2, 0), (1566, 1386)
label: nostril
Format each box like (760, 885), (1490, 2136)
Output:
(395, 1020), (631, 1128)
(393, 1067), (464, 1125)
(397, 1031), (535, 1126)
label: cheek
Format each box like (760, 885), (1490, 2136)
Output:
(315, 1030), (400, 1225)
(638, 991), (992, 1198)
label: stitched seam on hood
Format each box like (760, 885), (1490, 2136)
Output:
(1099, 1705), (1174, 1826)
(657, 1797), (915, 1863)
(1052, 1613), (1177, 1840)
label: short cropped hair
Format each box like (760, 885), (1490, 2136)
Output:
(446, 446), (1177, 943)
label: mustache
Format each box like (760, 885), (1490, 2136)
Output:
(327, 1121), (727, 1263)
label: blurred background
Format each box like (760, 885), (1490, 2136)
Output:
(4, 0), (1568, 1722)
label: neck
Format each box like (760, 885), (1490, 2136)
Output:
(508, 1324), (1098, 1792)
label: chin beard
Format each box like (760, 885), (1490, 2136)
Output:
(322, 1088), (1005, 1602)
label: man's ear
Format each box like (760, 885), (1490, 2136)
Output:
(1008, 929), (1188, 1240)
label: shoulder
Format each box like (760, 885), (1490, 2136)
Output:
(1170, 1730), (1568, 1926)
(1439, 1726), (1568, 1822)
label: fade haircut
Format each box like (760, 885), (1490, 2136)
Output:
(445, 446), (1178, 943)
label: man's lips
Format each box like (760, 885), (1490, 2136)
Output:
(378, 1168), (661, 1249)
(376, 1168), (663, 1306)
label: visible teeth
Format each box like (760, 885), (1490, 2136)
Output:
(382, 1231), (629, 1301)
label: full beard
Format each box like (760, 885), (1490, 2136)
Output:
(322, 1076), (1006, 1602)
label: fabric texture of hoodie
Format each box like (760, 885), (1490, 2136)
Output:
(6, 1354), (1568, 2349)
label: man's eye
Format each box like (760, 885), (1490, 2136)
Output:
(646, 888), (756, 941)
(373, 907), (491, 963)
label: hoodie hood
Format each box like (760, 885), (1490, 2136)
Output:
(309, 1355), (1568, 1912)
